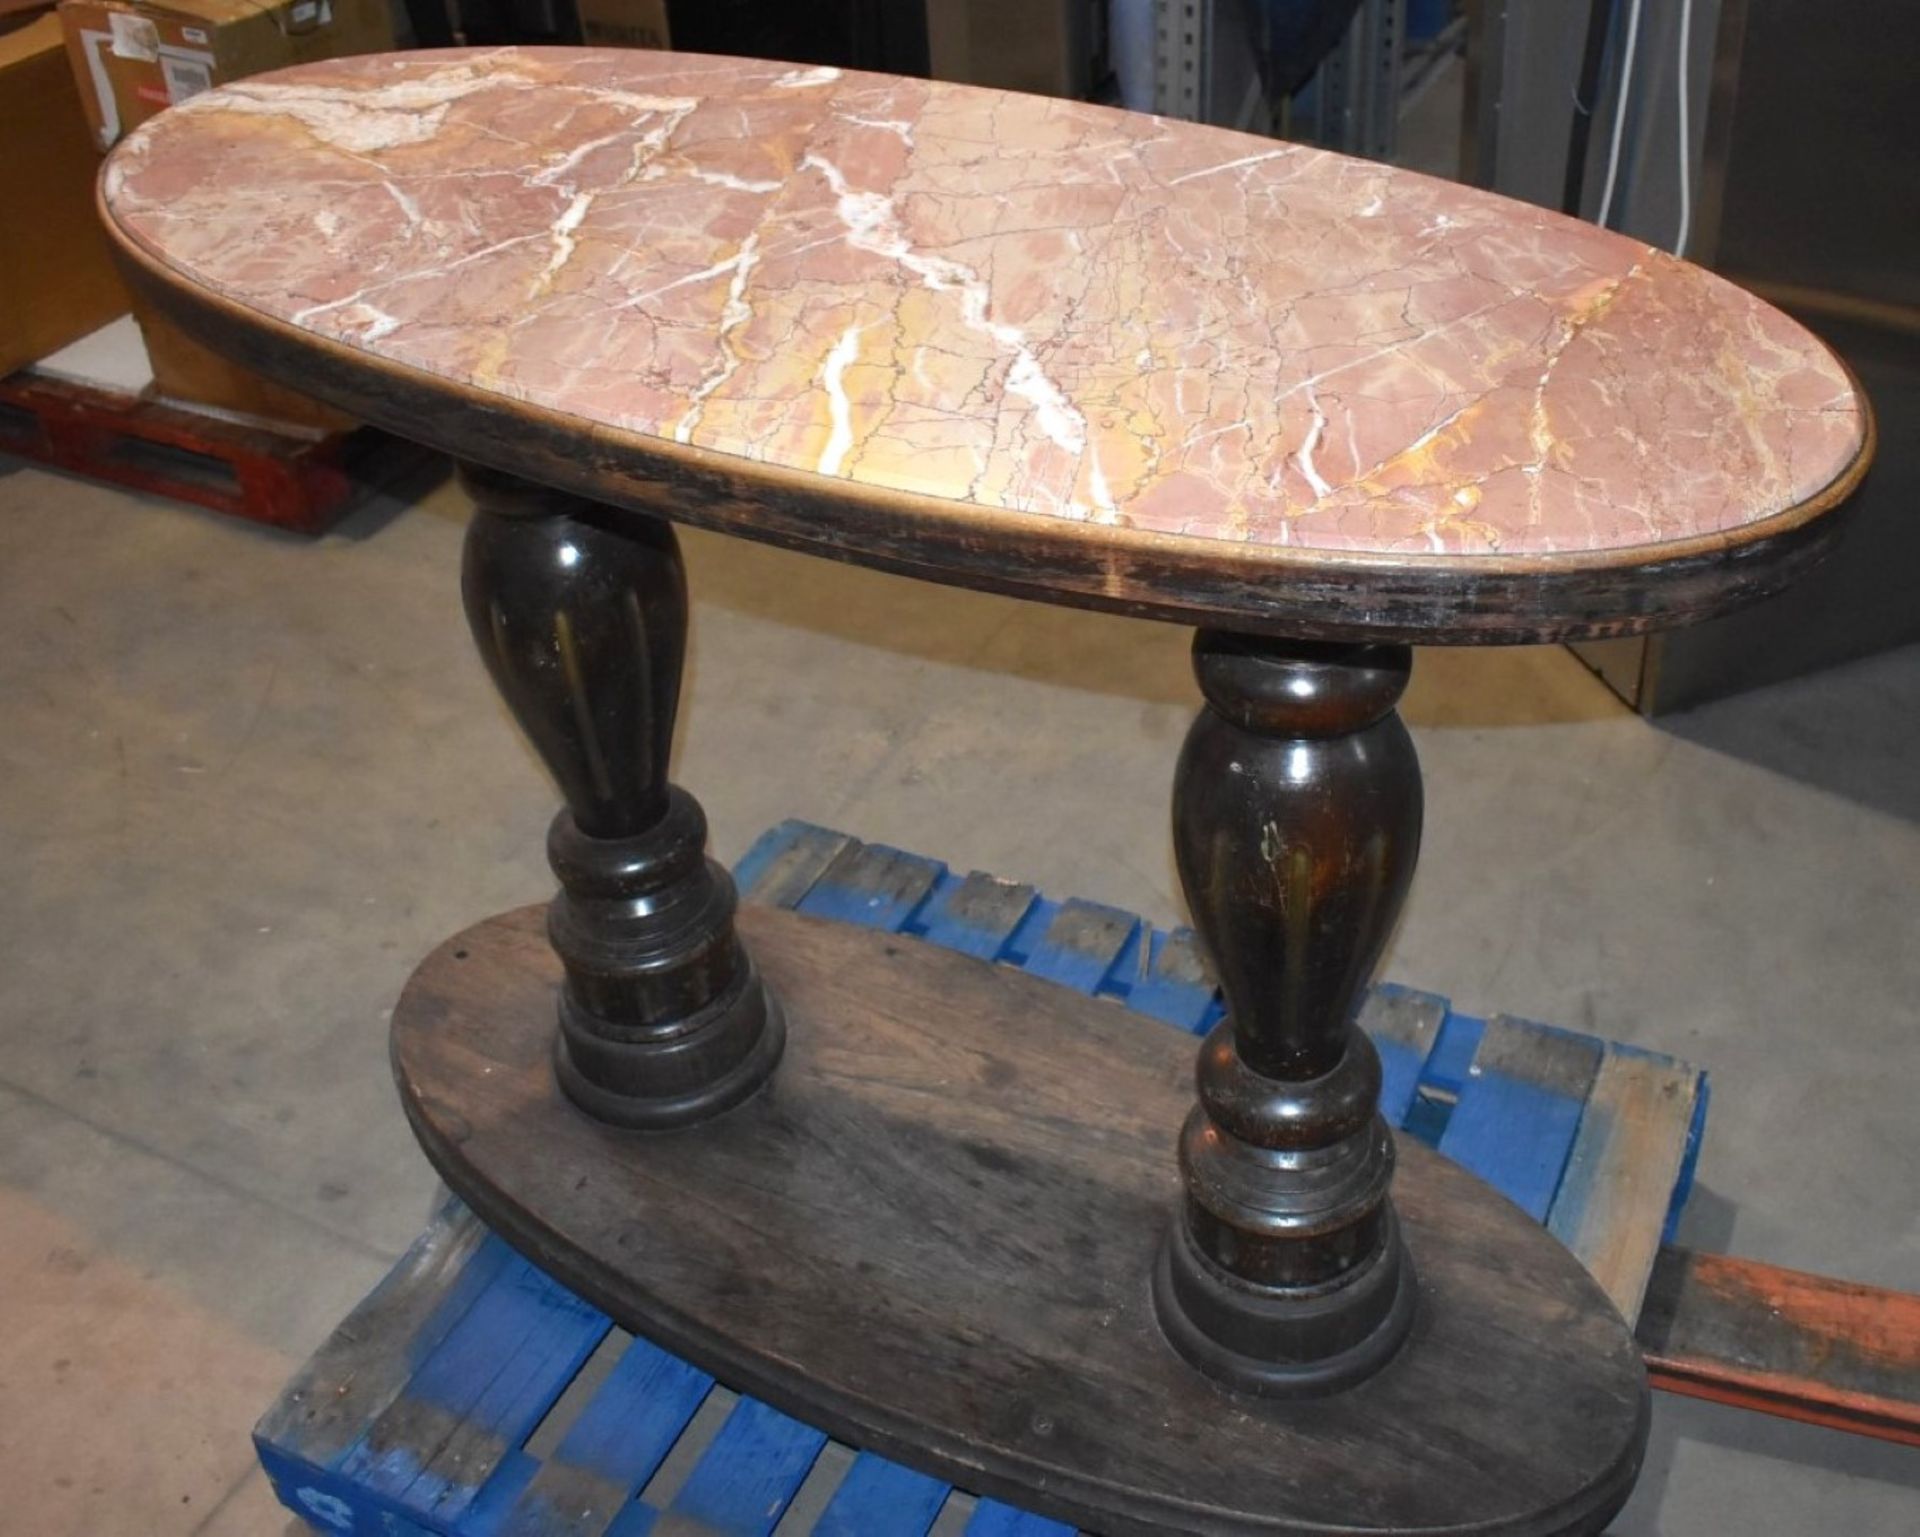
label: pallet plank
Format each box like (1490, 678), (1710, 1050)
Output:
(1362, 985), (1449, 1128)
(408, 1292), (614, 1523)
(963, 1500), (1077, 1536)
(338, 1252), (607, 1512)
(734, 822), (855, 910)
(909, 871), (1038, 960)
(1547, 1051), (1704, 1320)
(795, 842), (943, 931)
(498, 1336), (715, 1537)
(812, 1454), (948, 1536)
(1124, 929), (1220, 1034)
(1440, 1017), (1603, 1221)
(657, 1397), (828, 1535)
(255, 1199), (500, 1469)
(1017, 899), (1143, 994)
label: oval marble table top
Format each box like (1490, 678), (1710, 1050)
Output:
(101, 48), (1870, 639)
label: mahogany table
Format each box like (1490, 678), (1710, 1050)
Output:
(99, 48), (1871, 1537)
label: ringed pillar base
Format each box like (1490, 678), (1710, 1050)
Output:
(1153, 1205), (1419, 1397)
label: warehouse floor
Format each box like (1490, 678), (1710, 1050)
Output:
(2, 461), (1916, 1534)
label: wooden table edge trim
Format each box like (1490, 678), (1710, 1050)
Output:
(100, 191), (1877, 646)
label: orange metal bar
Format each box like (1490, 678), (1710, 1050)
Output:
(1639, 1247), (1920, 1447)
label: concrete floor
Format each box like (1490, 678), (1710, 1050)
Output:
(1, 460), (1916, 1535)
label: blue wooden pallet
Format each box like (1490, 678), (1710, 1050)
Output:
(258, 820), (1708, 1537)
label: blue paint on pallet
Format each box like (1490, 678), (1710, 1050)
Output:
(668, 1397), (829, 1535)
(461, 1450), (540, 1533)
(1020, 899), (1144, 993)
(1666, 1072), (1711, 1242)
(728, 821), (809, 904)
(814, 1454), (949, 1536)
(965, 1500), (1078, 1536)
(1439, 1083), (1585, 1222)
(1123, 930), (1221, 1034)
(600, 1498), (661, 1536)
(905, 869), (1038, 961)
(496, 1337), (713, 1535)
(339, 1248), (609, 1522)
(259, 818), (1708, 1537)
(259, 1217), (517, 1480)
(1419, 1012), (1487, 1097)
(794, 843), (941, 932)
(1439, 1024), (1603, 1224)
(999, 898), (1060, 969)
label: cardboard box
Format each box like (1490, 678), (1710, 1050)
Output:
(575, 0), (667, 51)
(0, 12), (132, 376)
(927, 0), (1095, 99)
(59, 0), (393, 151)
(56, 0), (387, 426)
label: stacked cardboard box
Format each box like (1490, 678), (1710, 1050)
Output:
(927, 0), (1097, 98)
(59, 0), (393, 150)
(574, 3), (1094, 100)
(57, 0), (394, 429)
(576, 0), (667, 50)
(0, 7), (132, 377)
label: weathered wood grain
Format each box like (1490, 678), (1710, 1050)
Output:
(392, 903), (1648, 1537)
(254, 1197), (498, 1466)
(1547, 1052), (1703, 1320)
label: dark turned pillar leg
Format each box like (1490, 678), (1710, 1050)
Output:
(1152, 631), (1421, 1396)
(458, 462), (784, 1129)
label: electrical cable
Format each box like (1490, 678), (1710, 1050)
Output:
(1674, 0), (1695, 257)
(1596, 0), (1645, 228)
(1562, 0), (1618, 217)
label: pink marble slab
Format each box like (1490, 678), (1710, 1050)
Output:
(101, 47), (1864, 561)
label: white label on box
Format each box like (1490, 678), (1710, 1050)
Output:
(108, 11), (161, 62)
(181, 26), (210, 43)
(159, 50), (216, 104)
(77, 31), (124, 145)
(291, 0), (318, 21)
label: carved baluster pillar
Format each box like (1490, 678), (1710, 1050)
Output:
(458, 462), (784, 1128)
(1153, 631), (1421, 1394)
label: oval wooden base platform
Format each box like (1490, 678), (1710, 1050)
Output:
(393, 906), (1649, 1537)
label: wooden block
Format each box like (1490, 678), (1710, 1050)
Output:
(254, 1198), (497, 1471)
(1124, 929), (1221, 1034)
(1439, 1017), (1603, 1222)
(1362, 985), (1448, 1128)
(1548, 1050), (1704, 1321)
(734, 822), (854, 909)
(795, 842), (944, 931)
(655, 1396), (828, 1535)
(1018, 898), (1142, 993)
(813, 1454), (948, 1536)
(496, 1336), (713, 1536)
(336, 1251), (608, 1519)
(911, 870), (1038, 960)
(964, 1501), (1076, 1535)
